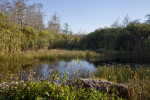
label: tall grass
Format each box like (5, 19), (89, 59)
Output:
(94, 66), (150, 99)
(0, 49), (100, 62)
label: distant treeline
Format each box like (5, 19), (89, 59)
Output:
(0, 12), (82, 53)
(80, 23), (150, 62)
(0, 0), (82, 53)
(0, 0), (150, 63)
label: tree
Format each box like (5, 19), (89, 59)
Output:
(10, 0), (27, 27)
(129, 19), (140, 24)
(122, 14), (130, 27)
(0, 0), (9, 12)
(23, 3), (44, 30)
(37, 3), (44, 30)
(145, 14), (150, 24)
(48, 13), (61, 33)
(63, 23), (70, 34)
(0, 11), (24, 53)
(111, 18), (121, 28)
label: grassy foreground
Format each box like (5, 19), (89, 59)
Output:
(94, 66), (150, 100)
(0, 65), (123, 100)
(0, 81), (123, 100)
(1, 65), (150, 100)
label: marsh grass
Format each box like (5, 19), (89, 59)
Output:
(0, 49), (100, 62)
(37, 49), (100, 61)
(94, 66), (150, 99)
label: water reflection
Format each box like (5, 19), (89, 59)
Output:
(21, 60), (96, 81)
(1, 59), (150, 82)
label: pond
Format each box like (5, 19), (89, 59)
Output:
(21, 59), (96, 81)
(1, 59), (150, 82)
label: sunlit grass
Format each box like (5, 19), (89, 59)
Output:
(0, 49), (100, 62)
(94, 66), (150, 99)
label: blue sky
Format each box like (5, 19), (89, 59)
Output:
(28, 0), (150, 33)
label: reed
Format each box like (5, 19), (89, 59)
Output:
(94, 65), (150, 99)
(0, 49), (100, 62)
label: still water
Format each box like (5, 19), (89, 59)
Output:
(1, 59), (150, 82)
(21, 60), (96, 81)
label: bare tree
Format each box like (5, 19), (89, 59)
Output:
(145, 14), (150, 24)
(0, 0), (9, 12)
(48, 13), (61, 33)
(10, 0), (27, 27)
(37, 3), (44, 30)
(63, 23), (70, 34)
(129, 19), (140, 24)
(122, 14), (130, 27)
(111, 18), (121, 28)
(1, 0), (44, 30)
(0, 0), (27, 26)
(23, 3), (44, 30)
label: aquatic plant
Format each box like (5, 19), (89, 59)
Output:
(0, 66), (123, 100)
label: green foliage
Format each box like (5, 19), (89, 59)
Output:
(0, 64), (123, 100)
(0, 12), (82, 54)
(0, 49), (100, 63)
(1, 11), (149, 63)
(0, 79), (123, 100)
(38, 30), (53, 49)
(0, 81), (122, 100)
(80, 23), (150, 63)
(0, 11), (24, 53)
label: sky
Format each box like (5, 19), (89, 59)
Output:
(28, 0), (150, 34)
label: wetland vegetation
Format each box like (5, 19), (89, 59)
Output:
(0, 0), (150, 100)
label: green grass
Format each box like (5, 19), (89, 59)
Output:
(94, 66), (150, 100)
(0, 50), (150, 99)
(0, 66), (123, 100)
(0, 49), (100, 62)
(1, 63), (150, 99)
(0, 81), (124, 100)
